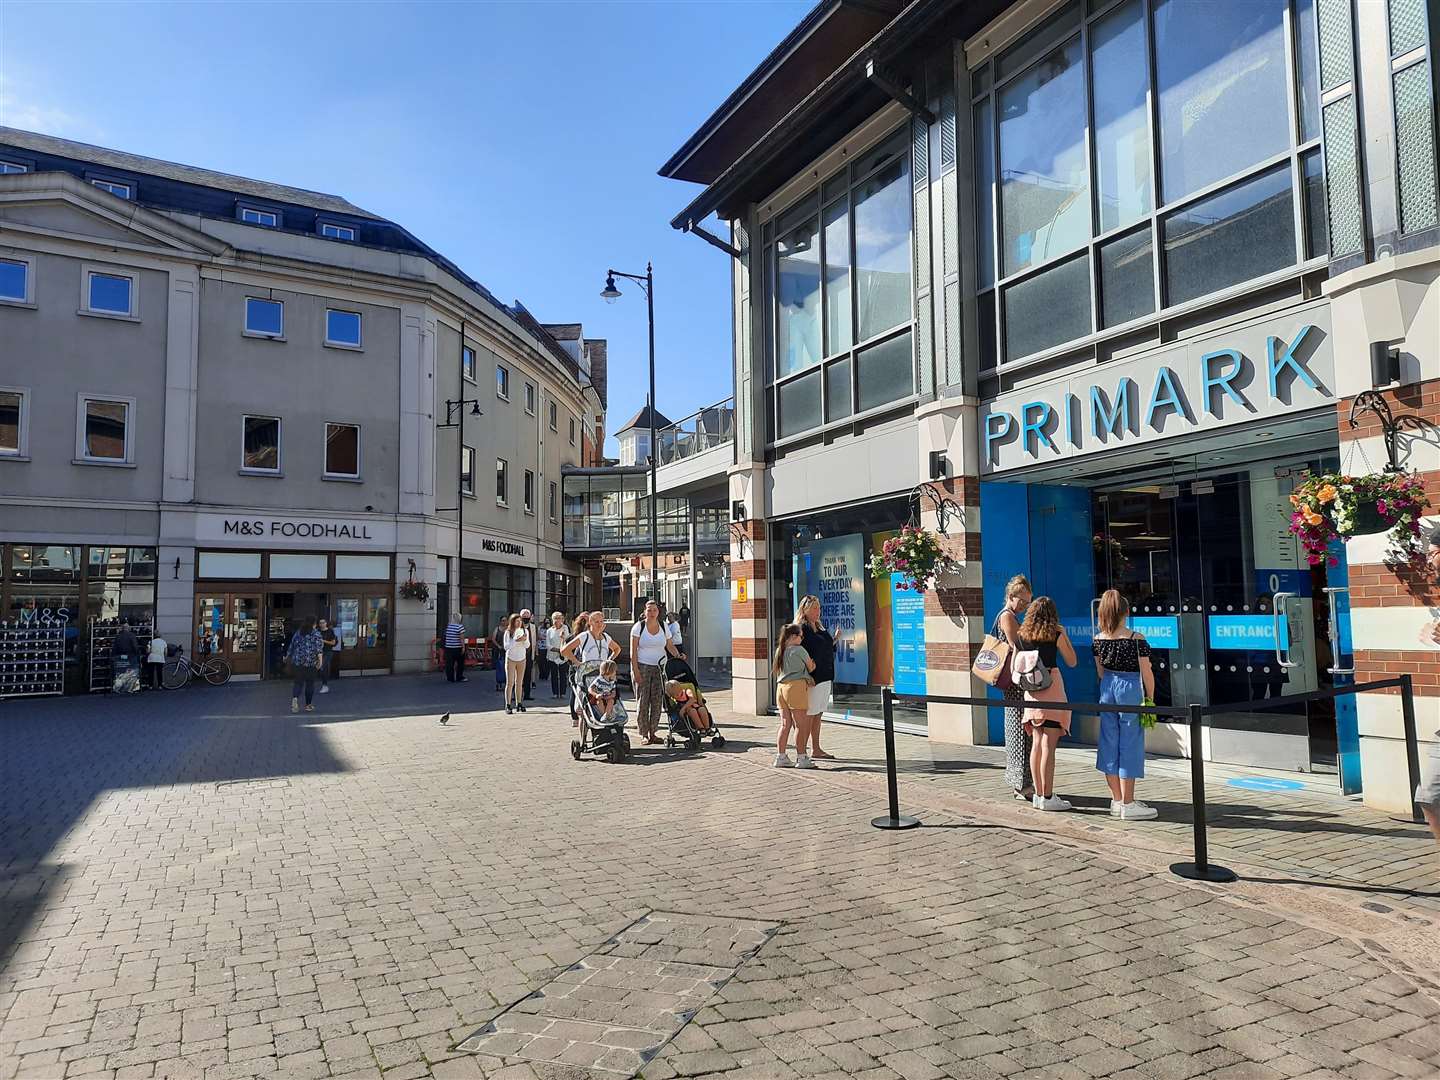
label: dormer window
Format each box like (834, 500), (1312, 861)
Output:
(90, 179), (131, 200)
(0, 160), (28, 175)
(239, 207), (280, 227)
(319, 223), (356, 241)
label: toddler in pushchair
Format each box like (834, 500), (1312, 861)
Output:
(569, 659), (631, 763)
(663, 655), (725, 751)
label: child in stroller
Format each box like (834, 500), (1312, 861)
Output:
(569, 659), (631, 762)
(663, 655), (725, 751)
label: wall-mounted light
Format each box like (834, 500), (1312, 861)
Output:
(928, 450), (949, 480)
(1370, 340), (1400, 388)
(173, 557), (181, 579)
(731, 499), (746, 521)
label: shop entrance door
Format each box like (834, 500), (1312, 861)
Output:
(264, 591), (331, 678)
(333, 592), (391, 675)
(194, 593), (263, 676)
(1094, 457), (1358, 789)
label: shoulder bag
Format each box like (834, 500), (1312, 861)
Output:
(971, 613), (1015, 691)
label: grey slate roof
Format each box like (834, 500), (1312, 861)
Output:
(542, 323), (583, 341)
(617, 405), (672, 433)
(0, 127), (380, 219)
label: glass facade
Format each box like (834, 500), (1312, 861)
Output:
(972, 0), (1324, 367)
(761, 130), (914, 444)
(460, 561), (535, 640)
(561, 471), (689, 551)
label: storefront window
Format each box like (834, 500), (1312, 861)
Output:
(972, 0), (1320, 367)
(763, 129), (914, 444)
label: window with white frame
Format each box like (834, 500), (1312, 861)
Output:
(0, 388), (28, 456)
(548, 480), (557, 520)
(525, 382), (536, 415)
(496, 364), (510, 400)
(496, 458), (509, 504)
(241, 415), (281, 473)
(760, 130), (914, 445)
(0, 257), (30, 304)
(76, 396), (132, 463)
(461, 445), (475, 494)
(240, 207), (279, 227)
(325, 309), (362, 348)
(319, 223), (356, 241)
(569, 416), (577, 445)
(549, 400), (558, 430)
(969, 0), (1325, 369)
(91, 179), (131, 199)
(324, 422), (360, 478)
(523, 469), (535, 514)
(244, 297), (284, 337)
(462, 345), (476, 381)
(84, 269), (135, 316)
(0, 160), (28, 174)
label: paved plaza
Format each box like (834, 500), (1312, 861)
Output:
(3, 675), (1440, 1080)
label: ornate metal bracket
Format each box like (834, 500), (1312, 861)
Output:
(1348, 390), (1427, 472)
(908, 483), (963, 536)
(728, 522), (752, 559)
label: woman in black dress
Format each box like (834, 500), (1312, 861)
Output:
(796, 595), (839, 762)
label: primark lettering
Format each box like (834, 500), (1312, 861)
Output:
(223, 518), (375, 540)
(979, 312), (1336, 474)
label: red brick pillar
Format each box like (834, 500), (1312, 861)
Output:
(729, 465), (772, 715)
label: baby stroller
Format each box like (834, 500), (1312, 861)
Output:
(568, 660), (631, 763)
(663, 655), (725, 752)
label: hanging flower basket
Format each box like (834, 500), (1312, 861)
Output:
(398, 579), (430, 602)
(1288, 471), (1431, 569)
(867, 525), (963, 593)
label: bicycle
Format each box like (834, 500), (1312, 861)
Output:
(161, 646), (232, 689)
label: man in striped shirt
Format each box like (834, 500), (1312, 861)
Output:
(444, 619), (467, 683)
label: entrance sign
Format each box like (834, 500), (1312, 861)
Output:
(890, 574), (926, 696)
(1208, 615), (1289, 651)
(979, 307), (1334, 474)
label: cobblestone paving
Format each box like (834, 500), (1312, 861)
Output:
(2, 676), (1439, 1080)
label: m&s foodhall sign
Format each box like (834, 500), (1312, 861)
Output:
(979, 308), (1335, 474)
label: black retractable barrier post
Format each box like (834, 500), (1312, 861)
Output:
(1171, 702), (1236, 883)
(872, 686), (920, 830)
(1399, 673), (1424, 825)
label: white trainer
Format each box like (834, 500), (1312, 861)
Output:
(794, 754), (817, 769)
(1109, 800), (1123, 817)
(1118, 801), (1158, 820)
(773, 753), (794, 768)
(318, 685), (330, 694)
(1040, 795), (1072, 812)
(1032, 794), (1045, 809)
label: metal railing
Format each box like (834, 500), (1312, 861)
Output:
(655, 397), (735, 466)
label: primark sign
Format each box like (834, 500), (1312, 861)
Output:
(979, 307), (1335, 475)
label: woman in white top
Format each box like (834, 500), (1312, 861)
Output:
(502, 613), (529, 715)
(545, 611), (571, 699)
(560, 611), (621, 667)
(145, 633), (168, 691)
(631, 600), (680, 745)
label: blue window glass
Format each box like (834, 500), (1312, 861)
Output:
(326, 309), (361, 347)
(321, 223), (355, 241)
(775, 204), (823, 376)
(822, 197), (851, 356)
(974, 98), (996, 289)
(999, 35), (1089, 274)
(91, 179), (130, 199)
(1162, 165), (1295, 306)
(1154, 0), (1288, 202)
(1296, 0), (1321, 142)
(88, 272), (132, 314)
(0, 259), (26, 301)
(245, 297), (283, 336)
(1091, 0), (1151, 232)
(853, 155), (913, 341)
(241, 208), (278, 227)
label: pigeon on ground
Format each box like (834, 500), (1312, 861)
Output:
(439, 712), (450, 726)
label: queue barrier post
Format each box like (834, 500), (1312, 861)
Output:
(1171, 701), (1236, 882)
(872, 685), (920, 830)
(1400, 673), (1424, 825)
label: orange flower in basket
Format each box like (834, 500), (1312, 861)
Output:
(1289, 494), (1300, 506)
(1305, 510), (1324, 526)
(1317, 484), (1338, 503)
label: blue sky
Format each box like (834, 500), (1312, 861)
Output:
(0, 0), (809, 447)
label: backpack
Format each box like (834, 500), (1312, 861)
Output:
(1011, 648), (1053, 692)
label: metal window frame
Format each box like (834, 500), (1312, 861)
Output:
(495, 364), (510, 401)
(323, 421), (362, 479)
(323, 308), (363, 349)
(972, 0), (1322, 371)
(88, 177), (132, 200)
(243, 296), (284, 338)
(240, 413), (282, 475)
(523, 469), (536, 515)
(238, 205), (280, 228)
(76, 394), (135, 464)
(460, 445), (476, 496)
(0, 384), (30, 457)
(496, 457), (508, 506)
(318, 222), (356, 241)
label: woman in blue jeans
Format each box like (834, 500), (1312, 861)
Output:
(1092, 590), (1158, 821)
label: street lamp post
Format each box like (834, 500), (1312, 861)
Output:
(601, 264), (659, 613)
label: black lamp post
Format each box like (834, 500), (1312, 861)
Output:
(601, 264), (659, 611)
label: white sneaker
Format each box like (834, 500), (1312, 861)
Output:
(1032, 794), (1045, 809)
(290, 698), (299, 713)
(1040, 795), (1072, 812)
(1118, 801), (1158, 820)
(794, 754), (817, 769)
(1109, 800), (1123, 817)
(318, 685), (330, 694)
(773, 753), (794, 768)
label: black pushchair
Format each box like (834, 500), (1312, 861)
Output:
(662, 655), (725, 752)
(568, 661), (631, 763)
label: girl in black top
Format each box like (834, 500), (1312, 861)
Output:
(1093, 589), (1158, 820)
(796, 595), (839, 763)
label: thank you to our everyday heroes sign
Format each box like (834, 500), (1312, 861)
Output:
(980, 310), (1334, 474)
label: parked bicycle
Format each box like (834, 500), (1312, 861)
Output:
(161, 645), (232, 689)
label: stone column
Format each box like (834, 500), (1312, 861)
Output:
(916, 397), (989, 745)
(1326, 249), (1440, 814)
(729, 463), (770, 716)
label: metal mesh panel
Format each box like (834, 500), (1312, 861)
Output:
(914, 185), (932, 294)
(1323, 97), (1365, 255)
(916, 294), (934, 398)
(1394, 63), (1440, 233)
(940, 90), (957, 173)
(942, 173), (959, 288)
(1389, 0), (1427, 56)
(911, 116), (929, 186)
(944, 282), (963, 389)
(1318, 0), (1354, 90)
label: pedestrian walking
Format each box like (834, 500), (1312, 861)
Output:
(318, 618), (339, 692)
(145, 630), (169, 690)
(772, 623), (815, 768)
(492, 620), (507, 691)
(546, 611), (570, 699)
(443, 616), (467, 683)
(285, 617), (325, 713)
(994, 574), (1034, 801)
(630, 600), (679, 745)
(666, 610), (684, 656)
(1014, 596), (1077, 811)
(503, 613), (529, 714)
(1093, 589), (1158, 820)
(796, 595), (839, 760)
(520, 609), (538, 701)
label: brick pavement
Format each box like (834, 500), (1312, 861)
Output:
(0, 675), (1437, 1080)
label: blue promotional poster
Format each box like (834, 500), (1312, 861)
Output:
(890, 574), (927, 696)
(793, 533), (869, 684)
